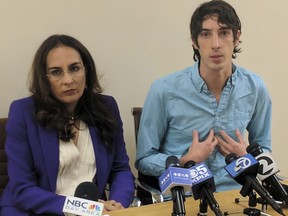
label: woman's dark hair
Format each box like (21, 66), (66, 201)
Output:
(190, 0), (242, 61)
(29, 34), (116, 148)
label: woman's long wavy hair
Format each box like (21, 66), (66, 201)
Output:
(190, 0), (242, 61)
(29, 34), (116, 148)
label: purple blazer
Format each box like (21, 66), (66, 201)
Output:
(0, 96), (134, 216)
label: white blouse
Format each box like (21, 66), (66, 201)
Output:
(55, 121), (96, 196)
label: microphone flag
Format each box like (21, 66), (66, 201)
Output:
(188, 162), (216, 200)
(159, 166), (192, 195)
(254, 151), (280, 181)
(225, 153), (258, 183)
(63, 196), (104, 216)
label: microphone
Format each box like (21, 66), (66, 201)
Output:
(74, 181), (99, 201)
(247, 143), (288, 204)
(62, 182), (104, 216)
(184, 161), (224, 216)
(159, 156), (192, 216)
(225, 153), (285, 216)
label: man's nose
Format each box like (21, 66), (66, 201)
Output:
(211, 34), (220, 49)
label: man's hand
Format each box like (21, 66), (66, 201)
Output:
(180, 129), (218, 166)
(216, 129), (248, 157)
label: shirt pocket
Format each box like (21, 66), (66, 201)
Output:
(220, 110), (252, 133)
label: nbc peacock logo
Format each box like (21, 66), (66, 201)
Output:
(88, 204), (96, 210)
(88, 204), (102, 211)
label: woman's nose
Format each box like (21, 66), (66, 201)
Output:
(62, 71), (74, 84)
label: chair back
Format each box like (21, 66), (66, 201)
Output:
(131, 107), (142, 145)
(0, 118), (8, 195)
(131, 108), (162, 205)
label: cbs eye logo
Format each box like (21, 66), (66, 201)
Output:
(190, 164), (208, 178)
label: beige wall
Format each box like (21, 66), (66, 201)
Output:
(1, 0), (288, 177)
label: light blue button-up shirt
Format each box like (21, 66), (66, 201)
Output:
(135, 63), (272, 192)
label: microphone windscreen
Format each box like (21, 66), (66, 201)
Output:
(225, 153), (237, 165)
(74, 181), (99, 201)
(183, 160), (196, 169)
(246, 143), (262, 156)
(165, 155), (180, 168)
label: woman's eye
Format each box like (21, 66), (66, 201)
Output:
(69, 66), (80, 73)
(51, 69), (62, 76)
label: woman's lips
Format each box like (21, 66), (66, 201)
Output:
(63, 89), (77, 96)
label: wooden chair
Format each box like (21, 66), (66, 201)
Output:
(0, 118), (8, 195)
(131, 107), (163, 205)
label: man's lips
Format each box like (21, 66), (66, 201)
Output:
(210, 54), (223, 61)
(211, 54), (222, 58)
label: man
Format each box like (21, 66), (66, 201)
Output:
(135, 0), (271, 192)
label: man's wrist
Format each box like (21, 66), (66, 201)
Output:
(180, 154), (200, 167)
(179, 154), (189, 167)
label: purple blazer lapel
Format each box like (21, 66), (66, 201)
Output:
(38, 126), (59, 191)
(89, 127), (109, 194)
(35, 125), (110, 195)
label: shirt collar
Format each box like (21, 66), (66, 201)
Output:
(191, 62), (237, 92)
(191, 62), (205, 93)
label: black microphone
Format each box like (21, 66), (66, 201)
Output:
(61, 181), (104, 216)
(166, 156), (186, 216)
(74, 181), (99, 201)
(184, 161), (224, 216)
(225, 153), (285, 216)
(247, 143), (288, 204)
(159, 156), (191, 216)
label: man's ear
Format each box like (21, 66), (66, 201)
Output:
(192, 39), (199, 50)
(234, 30), (241, 47)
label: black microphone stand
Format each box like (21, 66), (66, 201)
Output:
(200, 187), (224, 216)
(248, 190), (257, 208)
(198, 198), (208, 216)
(225, 192), (270, 216)
(171, 186), (186, 216)
(239, 180), (275, 216)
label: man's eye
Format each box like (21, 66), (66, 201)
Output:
(200, 32), (210, 38)
(219, 30), (230, 37)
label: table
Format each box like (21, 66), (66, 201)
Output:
(108, 190), (288, 216)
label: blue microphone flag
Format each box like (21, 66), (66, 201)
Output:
(225, 153), (258, 180)
(188, 162), (216, 200)
(159, 167), (192, 195)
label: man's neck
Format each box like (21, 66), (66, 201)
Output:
(199, 63), (233, 101)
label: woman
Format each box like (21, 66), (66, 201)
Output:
(0, 34), (135, 215)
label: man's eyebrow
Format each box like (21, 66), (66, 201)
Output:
(200, 28), (211, 32)
(219, 27), (231, 30)
(200, 26), (231, 32)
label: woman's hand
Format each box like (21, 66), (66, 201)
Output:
(99, 199), (124, 212)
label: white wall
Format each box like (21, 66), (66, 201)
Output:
(1, 0), (288, 177)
